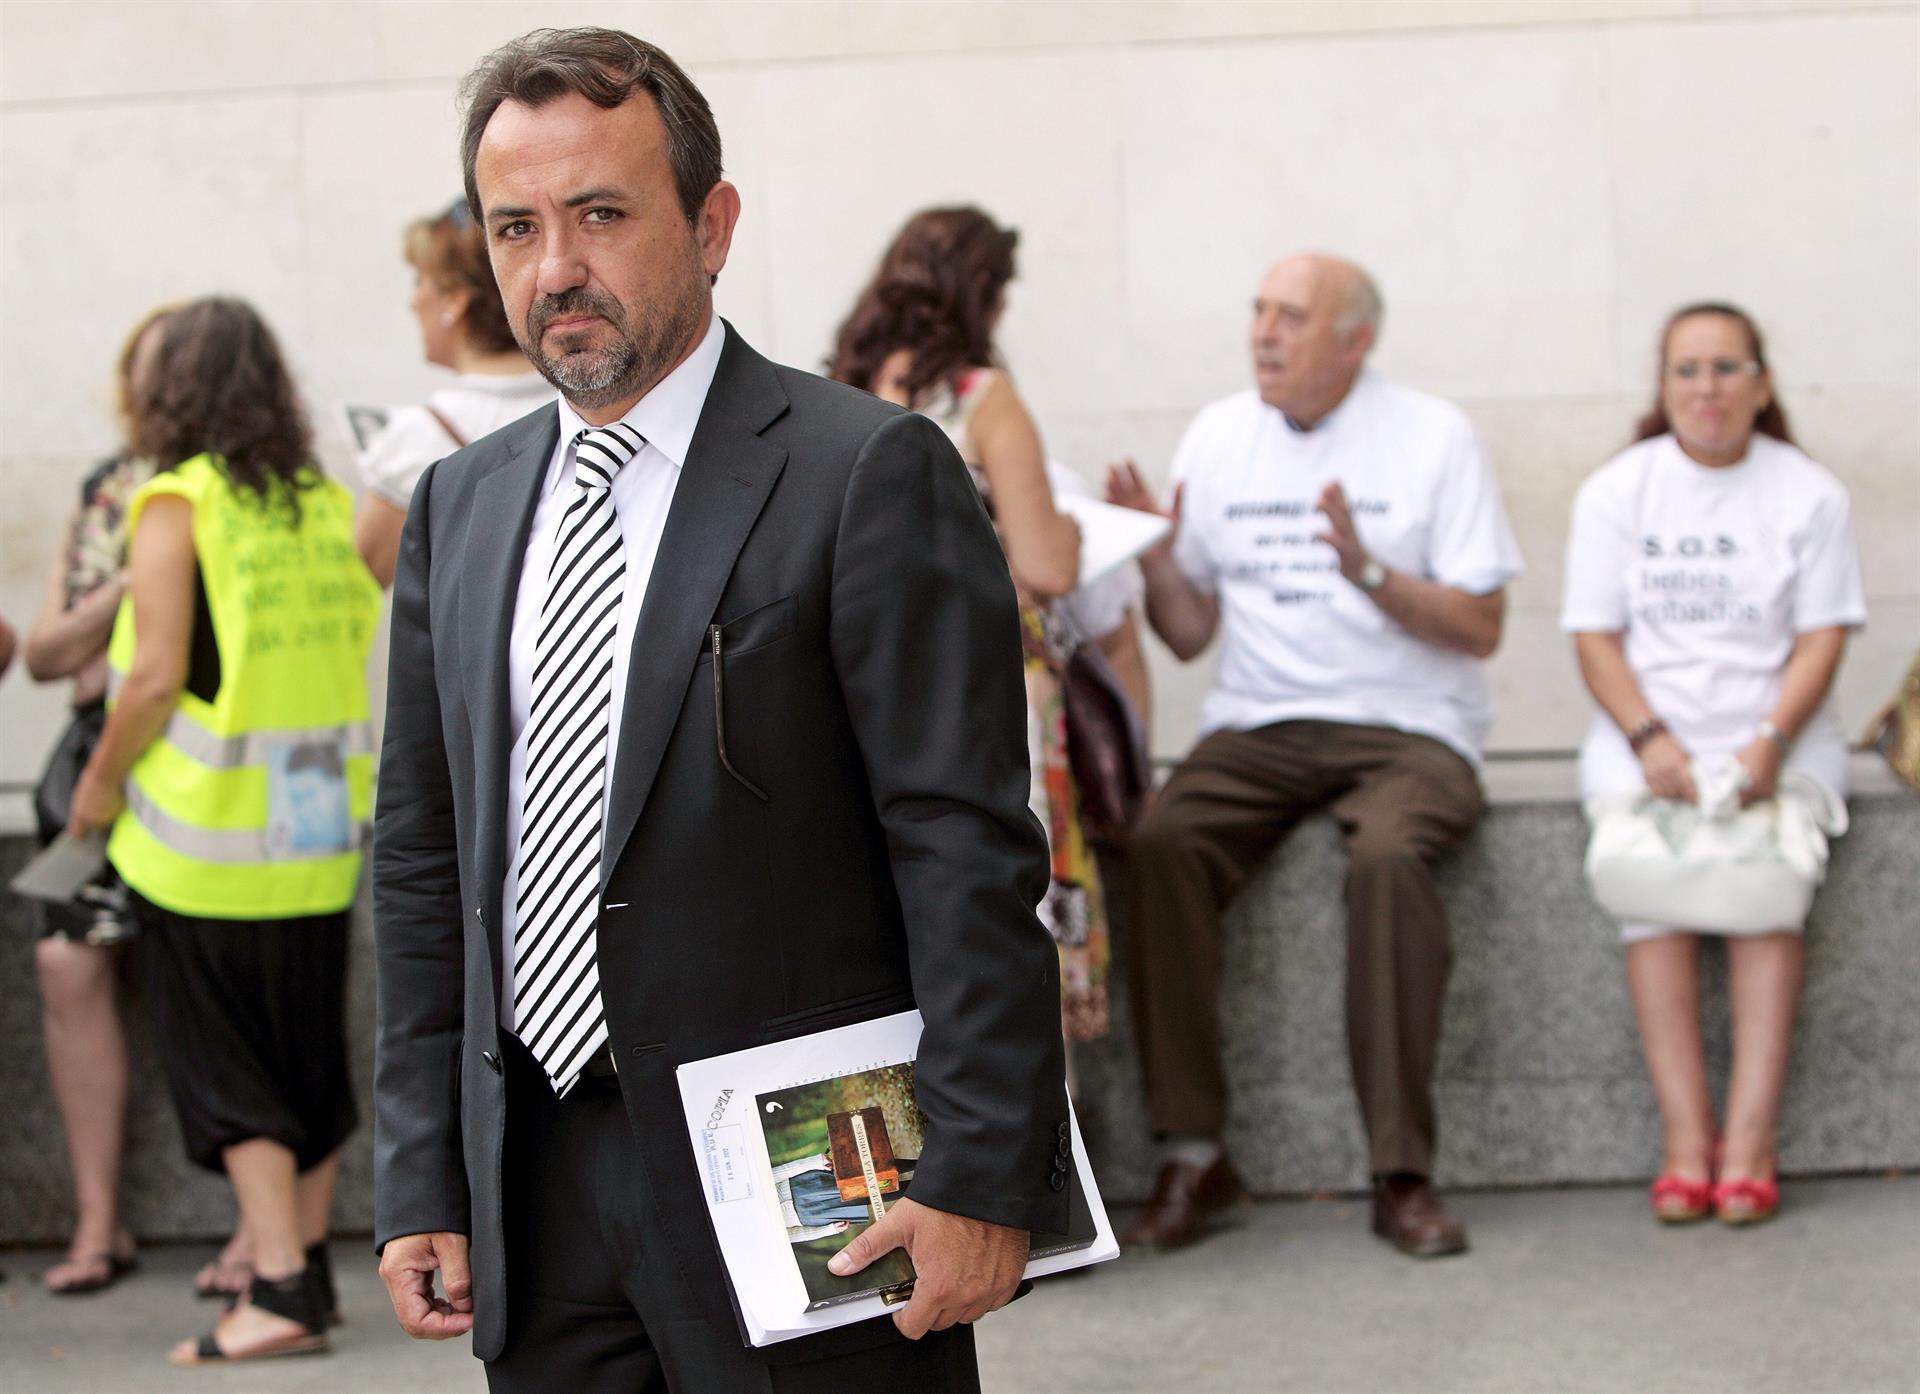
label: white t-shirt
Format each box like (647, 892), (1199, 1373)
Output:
(1560, 433), (1867, 800)
(357, 372), (553, 507)
(1170, 373), (1522, 765)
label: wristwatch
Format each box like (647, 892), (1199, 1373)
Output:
(1358, 558), (1387, 593)
(1756, 720), (1792, 753)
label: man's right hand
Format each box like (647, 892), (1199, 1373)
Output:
(379, 1231), (474, 1340)
(1106, 458), (1181, 561)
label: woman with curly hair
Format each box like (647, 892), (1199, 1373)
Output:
(830, 208), (1119, 1041)
(69, 296), (381, 1363)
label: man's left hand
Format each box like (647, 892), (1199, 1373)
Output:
(1314, 481), (1368, 584)
(825, 1197), (1027, 1339)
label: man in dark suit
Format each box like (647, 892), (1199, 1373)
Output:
(372, 28), (1069, 1393)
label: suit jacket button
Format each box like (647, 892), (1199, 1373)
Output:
(482, 1050), (502, 1074)
(1055, 1148), (1071, 1168)
(1057, 1121), (1070, 1142)
(1049, 1171), (1067, 1192)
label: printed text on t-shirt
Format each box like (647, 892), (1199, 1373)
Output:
(1222, 497), (1392, 604)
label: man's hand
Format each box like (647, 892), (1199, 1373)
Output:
(825, 1198), (1027, 1339)
(1106, 459), (1181, 562)
(1314, 481), (1369, 584)
(379, 1231), (474, 1340)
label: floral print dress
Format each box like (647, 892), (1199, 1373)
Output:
(919, 370), (1111, 1041)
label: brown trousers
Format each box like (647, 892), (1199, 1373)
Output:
(1125, 719), (1484, 1176)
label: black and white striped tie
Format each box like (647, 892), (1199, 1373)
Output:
(511, 422), (643, 1096)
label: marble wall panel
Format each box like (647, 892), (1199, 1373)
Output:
(1116, 25), (1617, 410)
(1603, 11), (1920, 393)
(0, 94), (309, 459)
(1, 1), (1785, 106)
(2, 5), (1913, 780)
(753, 48), (1129, 432)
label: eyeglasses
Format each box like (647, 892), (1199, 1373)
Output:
(1664, 358), (1763, 382)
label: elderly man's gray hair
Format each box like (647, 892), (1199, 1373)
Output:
(1336, 266), (1385, 339)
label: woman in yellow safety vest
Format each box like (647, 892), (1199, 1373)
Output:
(69, 297), (380, 1366)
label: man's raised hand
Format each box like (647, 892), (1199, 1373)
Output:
(826, 1198), (1028, 1340)
(1106, 458), (1181, 561)
(379, 1231), (475, 1340)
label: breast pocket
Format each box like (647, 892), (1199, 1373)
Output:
(695, 593), (796, 665)
(698, 594), (797, 802)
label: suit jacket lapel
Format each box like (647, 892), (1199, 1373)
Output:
(601, 326), (789, 886)
(460, 403), (558, 986)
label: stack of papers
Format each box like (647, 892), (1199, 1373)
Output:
(676, 1010), (1118, 1346)
(1055, 492), (1170, 588)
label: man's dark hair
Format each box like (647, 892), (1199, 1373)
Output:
(459, 27), (722, 226)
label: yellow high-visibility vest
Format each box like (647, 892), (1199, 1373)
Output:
(106, 453), (381, 920)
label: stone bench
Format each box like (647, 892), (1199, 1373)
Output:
(1075, 789), (1920, 1202)
(1, 783), (1914, 1240)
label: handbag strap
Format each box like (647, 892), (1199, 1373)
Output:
(423, 404), (468, 450)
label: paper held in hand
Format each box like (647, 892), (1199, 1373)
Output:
(1055, 491), (1170, 589)
(675, 1010), (1118, 1347)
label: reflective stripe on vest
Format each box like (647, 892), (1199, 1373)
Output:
(123, 783), (369, 864)
(105, 670), (373, 772)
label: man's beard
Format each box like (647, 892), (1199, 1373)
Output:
(519, 277), (704, 411)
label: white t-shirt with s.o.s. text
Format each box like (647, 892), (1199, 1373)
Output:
(1169, 373), (1523, 765)
(1559, 432), (1867, 800)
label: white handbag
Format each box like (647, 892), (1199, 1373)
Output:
(1583, 765), (1848, 935)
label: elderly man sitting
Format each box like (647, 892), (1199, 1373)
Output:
(1108, 253), (1522, 1257)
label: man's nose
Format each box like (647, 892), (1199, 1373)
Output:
(536, 227), (589, 297)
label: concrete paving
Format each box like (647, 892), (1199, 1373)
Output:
(2, 1176), (1914, 1393)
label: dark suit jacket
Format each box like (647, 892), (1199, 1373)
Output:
(372, 322), (1069, 1363)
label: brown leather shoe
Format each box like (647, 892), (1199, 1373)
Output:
(1123, 1154), (1248, 1250)
(1371, 1174), (1469, 1257)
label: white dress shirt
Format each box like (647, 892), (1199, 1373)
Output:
(498, 315), (724, 1030)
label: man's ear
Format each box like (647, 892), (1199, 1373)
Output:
(697, 180), (742, 285)
(1346, 321), (1376, 364)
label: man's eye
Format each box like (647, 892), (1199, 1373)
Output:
(585, 208), (620, 224)
(499, 221), (533, 240)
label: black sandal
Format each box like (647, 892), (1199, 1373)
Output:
(306, 1242), (343, 1327)
(170, 1268), (330, 1365)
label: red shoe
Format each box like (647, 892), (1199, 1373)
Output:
(1649, 1174), (1713, 1224)
(1712, 1174), (1779, 1226)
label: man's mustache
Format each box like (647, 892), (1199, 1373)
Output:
(528, 289), (628, 337)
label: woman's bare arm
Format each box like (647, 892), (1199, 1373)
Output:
(24, 510), (125, 682)
(1573, 629), (1695, 803)
(966, 375), (1080, 600)
(356, 495), (408, 590)
(69, 496), (196, 832)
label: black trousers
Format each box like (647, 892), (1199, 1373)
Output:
(487, 1035), (979, 1394)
